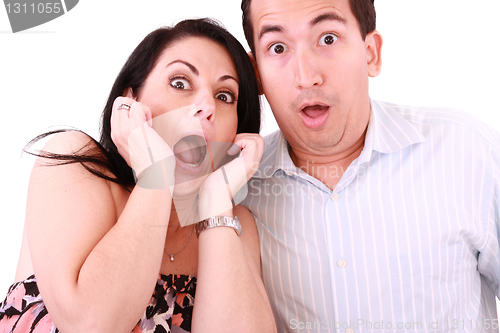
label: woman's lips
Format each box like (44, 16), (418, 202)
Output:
(173, 135), (207, 168)
(299, 104), (330, 129)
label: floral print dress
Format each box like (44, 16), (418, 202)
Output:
(0, 274), (196, 333)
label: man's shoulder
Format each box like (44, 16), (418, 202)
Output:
(250, 130), (283, 179)
(374, 100), (500, 148)
(376, 100), (481, 126)
(262, 130), (282, 149)
(260, 129), (284, 162)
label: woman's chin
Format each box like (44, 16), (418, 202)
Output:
(171, 177), (206, 226)
(172, 175), (207, 199)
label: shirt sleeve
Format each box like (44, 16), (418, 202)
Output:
(477, 131), (500, 298)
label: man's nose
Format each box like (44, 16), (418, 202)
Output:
(293, 46), (323, 89)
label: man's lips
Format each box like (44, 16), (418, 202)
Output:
(299, 103), (330, 129)
(302, 105), (329, 118)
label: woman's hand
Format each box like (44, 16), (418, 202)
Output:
(110, 97), (175, 188)
(198, 133), (264, 219)
(228, 133), (265, 180)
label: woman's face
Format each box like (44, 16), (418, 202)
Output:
(132, 36), (240, 217)
(137, 35), (239, 143)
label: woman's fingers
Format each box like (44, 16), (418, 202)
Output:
(226, 143), (241, 156)
(129, 101), (148, 128)
(198, 133), (264, 219)
(230, 133), (264, 178)
(110, 97), (174, 187)
(111, 97), (135, 162)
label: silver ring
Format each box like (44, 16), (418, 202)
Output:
(118, 103), (131, 111)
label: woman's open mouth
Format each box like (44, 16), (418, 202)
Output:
(173, 135), (207, 168)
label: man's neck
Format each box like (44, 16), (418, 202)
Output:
(289, 128), (367, 191)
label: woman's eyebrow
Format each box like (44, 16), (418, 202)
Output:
(166, 60), (199, 75)
(218, 75), (239, 84)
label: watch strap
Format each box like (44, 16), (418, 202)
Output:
(195, 216), (242, 237)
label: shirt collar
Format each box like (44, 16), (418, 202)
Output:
(253, 130), (295, 179)
(254, 99), (426, 179)
(368, 100), (426, 150)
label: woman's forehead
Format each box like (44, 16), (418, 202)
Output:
(162, 37), (234, 67)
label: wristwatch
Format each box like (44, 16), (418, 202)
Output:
(195, 216), (242, 237)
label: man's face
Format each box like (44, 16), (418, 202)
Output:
(250, 0), (381, 157)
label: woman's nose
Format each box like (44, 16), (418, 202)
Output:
(194, 89), (215, 123)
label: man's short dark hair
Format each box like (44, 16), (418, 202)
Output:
(241, 0), (376, 56)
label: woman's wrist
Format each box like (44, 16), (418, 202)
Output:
(197, 180), (234, 220)
(135, 156), (175, 192)
(195, 215), (241, 238)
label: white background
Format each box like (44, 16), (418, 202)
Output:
(1, 0), (499, 314)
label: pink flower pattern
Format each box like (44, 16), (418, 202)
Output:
(0, 274), (196, 333)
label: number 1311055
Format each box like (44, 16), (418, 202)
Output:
(6, 3), (62, 14)
(441, 319), (499, 330)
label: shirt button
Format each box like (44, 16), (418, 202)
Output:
(338, 259), (347, 268)
(285, 171), (292, 176)
(331, 193), (340, 201)
(346, 329), (354, 333)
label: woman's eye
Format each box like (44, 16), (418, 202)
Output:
(215, 91), (236, 104)
(319, 33), (338, 46)
(269, 43), (288, 55)
(170, 77), (192, 90)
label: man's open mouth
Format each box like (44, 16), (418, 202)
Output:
(302, 105), (329, 118)
(173, 135), (207, 168)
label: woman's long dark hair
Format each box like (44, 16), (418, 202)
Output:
(25, 18), (261, 189)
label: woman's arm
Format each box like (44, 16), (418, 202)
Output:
(26, 131), (172, 333)
(192, 133), (276, 333)
(193, 205), (276, 333)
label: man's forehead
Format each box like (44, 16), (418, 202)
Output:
(251, 0), (351, 32)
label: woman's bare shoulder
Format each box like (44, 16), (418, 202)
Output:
(25, 131), (127, 288)
(32, 130), (120, 180)
(38, 130), (95, 155)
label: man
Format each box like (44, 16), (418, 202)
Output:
(240, 0), (500, 332)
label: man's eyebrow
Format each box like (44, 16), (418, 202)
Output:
(218, 75), (239, 84)
(166, 60), (199, 75)
(311, 12), (347, 26)
(258, 13), (346, 41)
(258, 24), (284, 41)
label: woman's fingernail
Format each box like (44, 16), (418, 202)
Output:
(227, 143), (240, 155)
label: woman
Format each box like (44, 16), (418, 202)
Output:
(0, 18), (276, 333)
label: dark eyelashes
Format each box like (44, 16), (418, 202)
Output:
(220, 90), (236, 99)
(168, 75), (237, 103)
(169, 75), (189, 81)
(217, 90), (238, 104)
(169, 75), (191, 89)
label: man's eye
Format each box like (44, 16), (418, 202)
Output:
(215, 91), (236, 104)
(319, 33), (338, 46)
(269, 43), (288, 55)
(170, 77), (192, 90)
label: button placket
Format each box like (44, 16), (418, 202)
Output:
(330, 193), (340, 201)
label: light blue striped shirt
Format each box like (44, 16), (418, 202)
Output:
(242, 100), (500, 333)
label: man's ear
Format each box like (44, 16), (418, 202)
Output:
(365, 30), (383, 78)
(248, 51), (264, 95)
(123, 88), (135, 98)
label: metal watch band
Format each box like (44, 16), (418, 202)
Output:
(195, 216), (242, 237)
